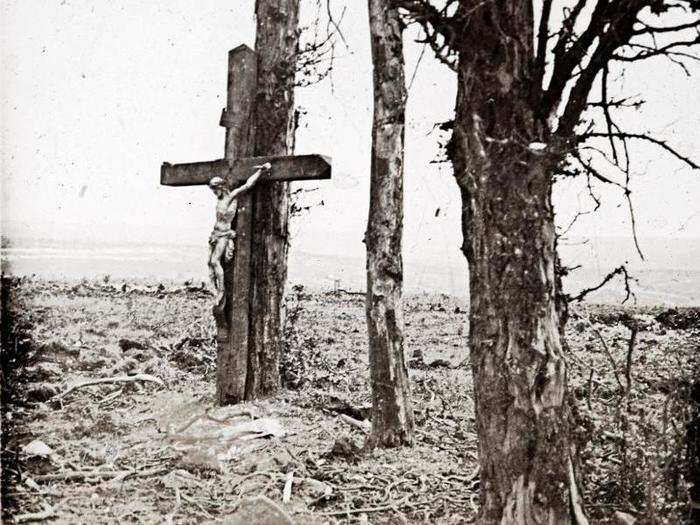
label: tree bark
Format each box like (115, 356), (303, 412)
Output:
(247, 0), (300, 397)
(365, 0), (414, 448)
(452, 1), (587, 522)
(689, 372), (700, 523)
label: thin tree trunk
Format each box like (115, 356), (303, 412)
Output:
(247, 0), (300, 397)
(452, 1), (587, 522)
(689, 373), (700, 523)
(365, 0), (414, 448)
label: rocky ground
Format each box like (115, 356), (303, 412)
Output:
(1, 277), (698, 524)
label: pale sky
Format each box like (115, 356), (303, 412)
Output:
(1, 1), (698, 277)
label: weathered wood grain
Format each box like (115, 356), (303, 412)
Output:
(160, 154), (331, 187)
(216, 43), (258, 405)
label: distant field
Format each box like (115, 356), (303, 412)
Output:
(2, 238), (698, 305)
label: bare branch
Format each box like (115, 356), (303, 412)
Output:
(613, 35), (700, 61)
(590, 323), (625, 390)
(579, 142), (629, 174)
(579, 132), (700, 169)
(325, 1), (349, 49)
(540, 0), (609, 120)
(415, 30), (458, 71)
(601, 65), (620, 163)
(545, 1), (698, 135)
(624, 180), (645, 260)
(574, 136), (645, 260)
(569, 265), (636, 303)
(534, 0), (553, 90)
(556, 3), (643, 138)
(612, 130), (644, 260)
(572, 151), (625, 188)
(393, 0), (457, 40)
(550, 0), (589, 63)
(587, 96), (646, 109)
(633, 18), (700, 35)
(296, 1), (347, 88)
(393, 0), (459, 70)
(558, 180), (600, 236)
(407, 42), (428, 91)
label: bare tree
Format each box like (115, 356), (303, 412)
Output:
(248, 0), (301, 396)
(366, 0), (415, 448)
(392, 0), (699, 521)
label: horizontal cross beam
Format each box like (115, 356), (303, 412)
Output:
(161, 154), (331, 187)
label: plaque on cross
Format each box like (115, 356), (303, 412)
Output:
(161, 44), (331, 404)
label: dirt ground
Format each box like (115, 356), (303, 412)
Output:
(1, 277), (698, 524)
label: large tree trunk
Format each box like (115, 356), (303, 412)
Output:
(247, 0), (300, 397)
(365, 0), (414, 448)
(453, 1), (587, 522)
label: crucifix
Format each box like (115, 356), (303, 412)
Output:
(161, 44), (332, 405)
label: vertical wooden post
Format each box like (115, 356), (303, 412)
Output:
(217, 45), (257, 405)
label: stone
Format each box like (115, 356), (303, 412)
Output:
(22, 439), (54, 457)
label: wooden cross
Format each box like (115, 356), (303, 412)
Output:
(161, 45), (331, 404)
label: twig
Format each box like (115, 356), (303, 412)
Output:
(600, 65), (620, 164)
(534, 0), (552, 89)
(172, 409), (208, 434)
(33, 466), (166, 483)
(394, 0), (458, 71)
(15, 501), (56, 523)
(624, 326), (638, 412)
(282, 471), (294, 504)
(568, 265), (635, 304)
(205, 407), (257, 423)
(58, 373), (164, 398)
(587, 365), (595, 411)
(589, 324), (624, 393)
(325, 1), (348, 48)
(34, 470), (131, 482)
(99, 387), (124, 406)
(338, 414), (370, 434)
(280, 442), (303, 466)
(164, 487), (182, 525)
(407, 43), (428, 92)
(568, 458), (588, 525)
(335, 288), (366, 296)
(230, 471), (277, 492)
(382, 478), (413, 504)
(579, 132), (700, 170)
(317, 496), (413, 516)
(179, 492), (213, 519)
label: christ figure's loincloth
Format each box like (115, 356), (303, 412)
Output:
(208, 162), (271, 308)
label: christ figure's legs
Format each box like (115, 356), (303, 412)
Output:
(208, 238), (228, 306)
